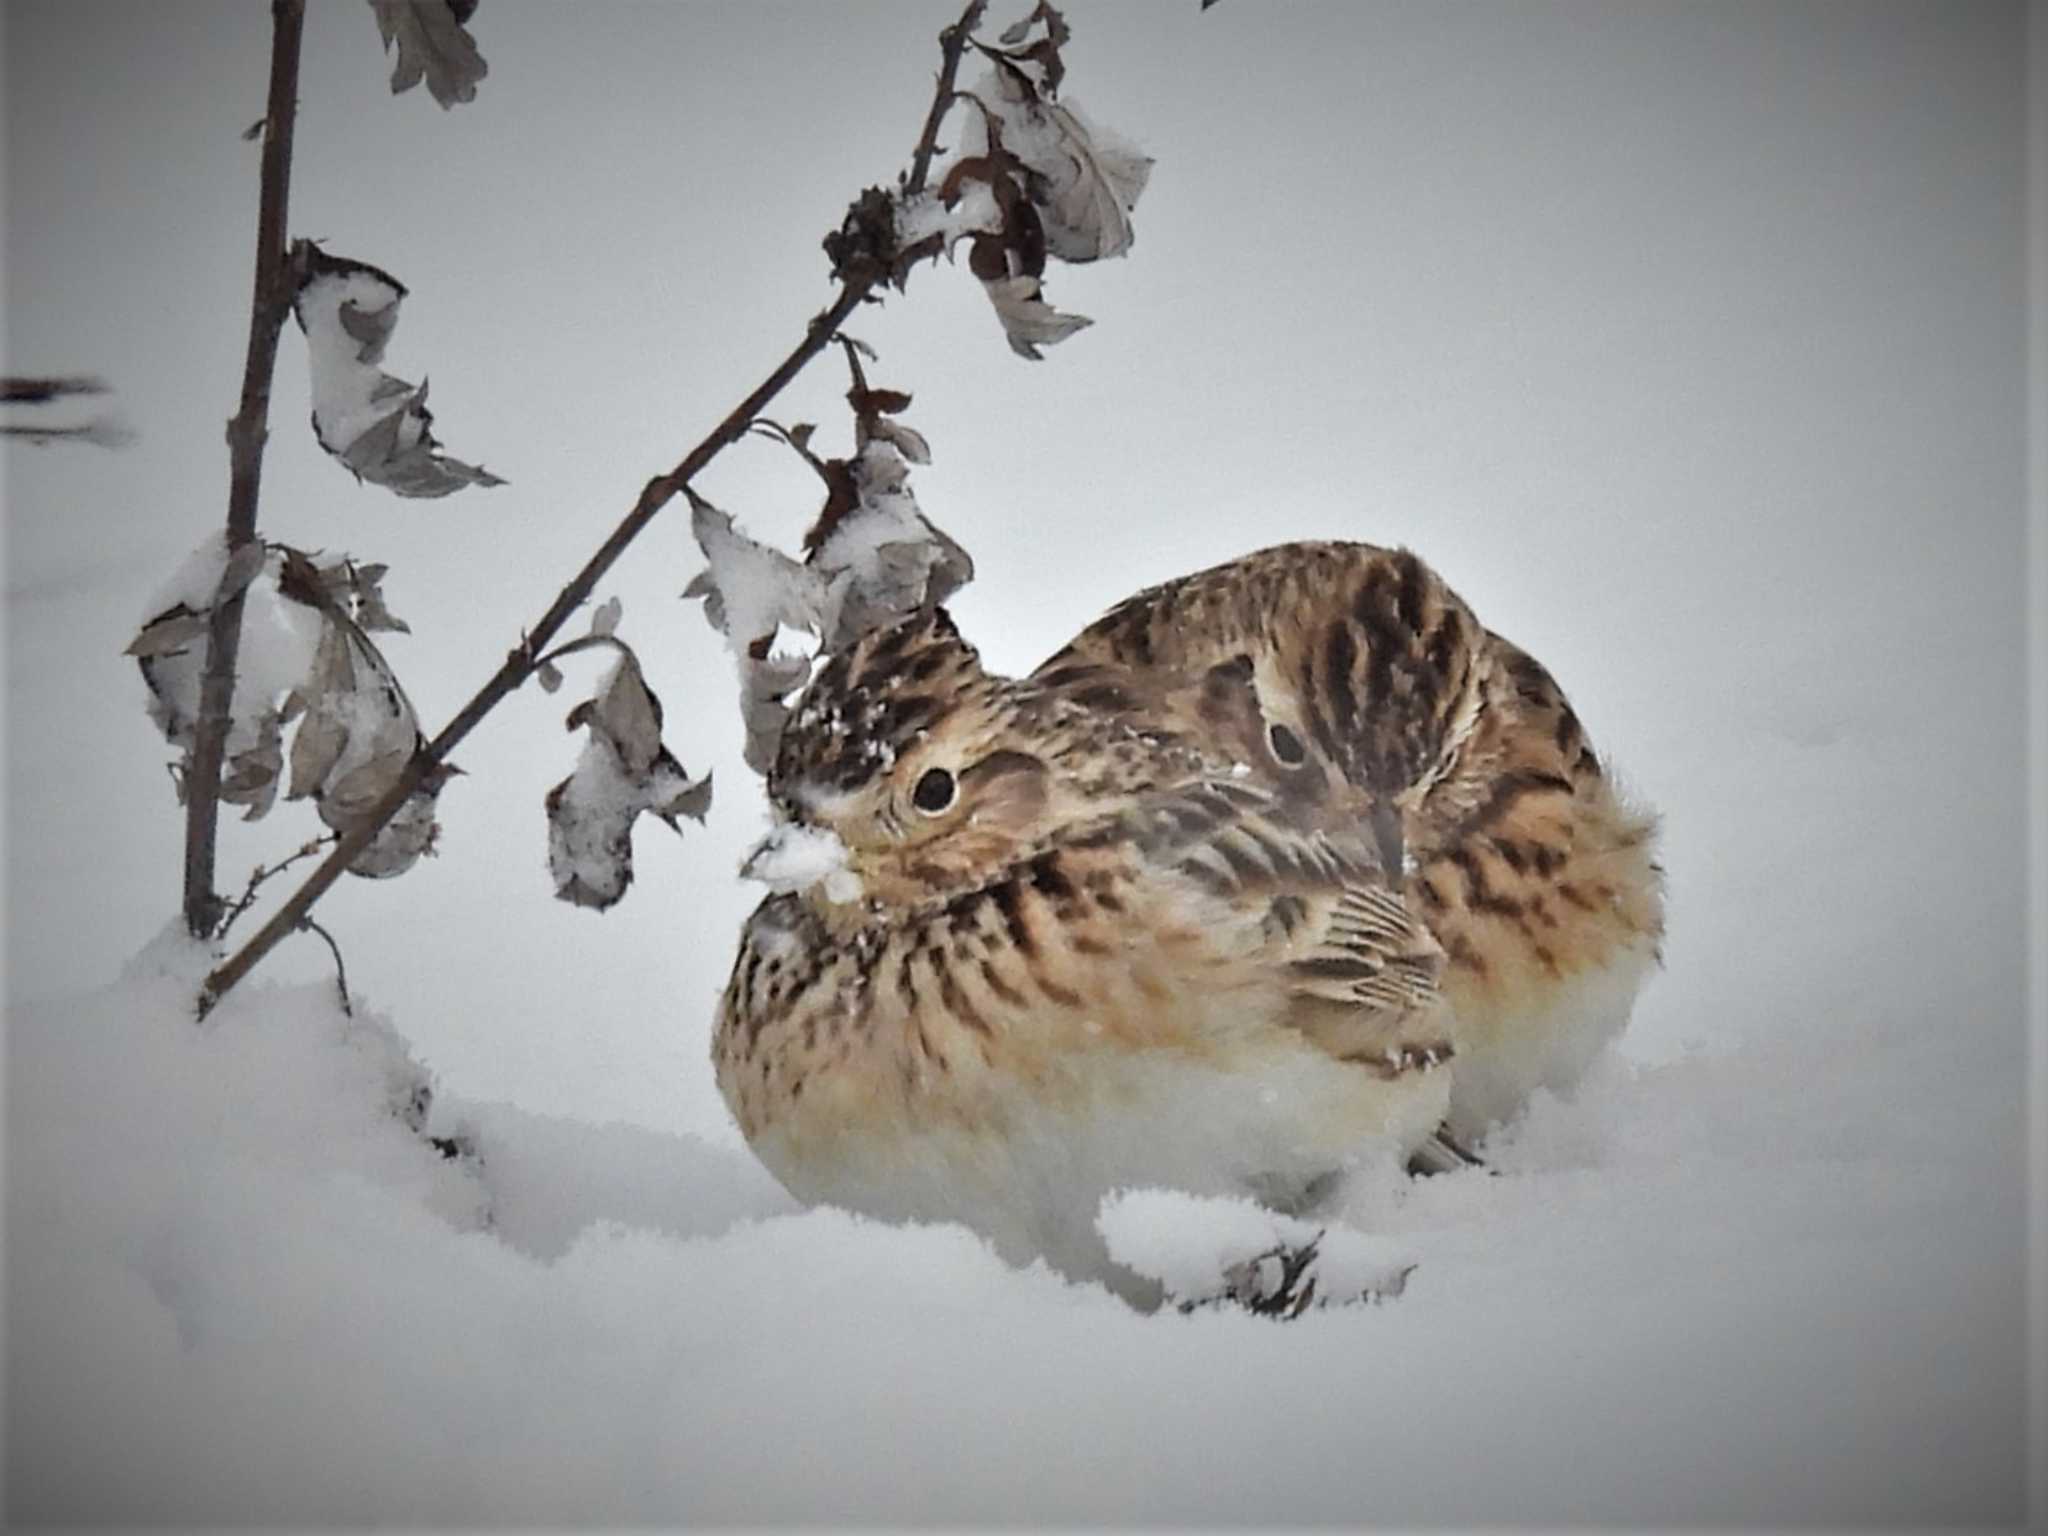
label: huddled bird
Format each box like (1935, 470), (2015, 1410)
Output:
(713, 541), (1664, 1294)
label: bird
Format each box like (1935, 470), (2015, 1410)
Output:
(1028, 541), (1665, 1147)
(713, 602), (1459, 1296)
(711, 540), (1664, 1294)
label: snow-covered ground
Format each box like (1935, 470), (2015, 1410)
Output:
(6, 909), (2028, 1523)
(5, 0), (2039, 1523)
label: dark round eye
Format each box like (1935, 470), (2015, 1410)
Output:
(1267, 722), (1307, 766)
(911, 767), (956, 814)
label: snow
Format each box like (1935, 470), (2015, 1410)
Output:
(741, 819), (862, 904)
(895, 181), (1002, 250)
(6, 937), (2026, 1524)
(688, 498), (840, 655)
(142, 531), (233, 619)
(1098, 1188), (1415, 1307)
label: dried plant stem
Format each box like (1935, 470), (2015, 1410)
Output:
(298, 917), (353, 1017)
(216, 835), (339, 943)
(183, 0), (306, 940)
(907, 0), (989, 195)
(197, 0), (989, 1017)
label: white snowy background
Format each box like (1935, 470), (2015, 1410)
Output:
(5, 0), (2041, 1524)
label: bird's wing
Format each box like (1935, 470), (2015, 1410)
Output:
(1104, 776), (1451, 1073)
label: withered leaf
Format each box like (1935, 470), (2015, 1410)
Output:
(367, 0), (489, 110)
(571, 649), (665, 778)
(285, 609), (423, 845)
(218, 537), (270, 605)
(286, 620), (359, 802)
(321, 744), (415, 825)
(856, 387), (914, 417)
(127, 607), (211, 659)
(982, 66), (1150, 264)
(869, 416), (932, 465)
(1030, 100), (1152, 262)
(220, 708), (285, 821)
(996, 0), (1071, 90)
(981, 273), (1093, 359)
(347, 560), (411, 633)
(347, 762), (457, 879)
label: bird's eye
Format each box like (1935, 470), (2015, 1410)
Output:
(1267, 722), (1307, 766)
(911, 767), (957, 814)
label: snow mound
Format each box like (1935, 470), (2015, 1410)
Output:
(5, 941), (2027, 1524)
(1098, 1189), (1414, 1311)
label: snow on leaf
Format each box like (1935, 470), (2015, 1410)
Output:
(132, 540), (324, 812)
(687, 498), (844, 652)
(547, 650), (710, 911)
(293, 247), (505, 499)
(918, 32), (1148, 356)
(367, 0), (489, 110)
(127, 608), (212, 660)
(132, 539), (423, 835)
(810, 441), (973, 649)
(692, 390), (974, 775)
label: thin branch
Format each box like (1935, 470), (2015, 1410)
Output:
(197, 0), (992, 1018)
(216, 835), (339, 943)
(906, 0), (989, 196)
(298, 917), (353, 1017)
(182, 0), (307, 940)
(836, 333), (873, 395)
(532, 633), (630, 671)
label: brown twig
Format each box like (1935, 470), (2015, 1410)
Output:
(216, 835), (339, 943)
(182, 0), (307, 940)
(906, 0), (989, 196)
(297, 917), (353, 1017)
(197, 0), (991, 1017)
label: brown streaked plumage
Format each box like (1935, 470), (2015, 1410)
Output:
(1032, 541), (1666, 1142)
(714, 607), (1455, 1293)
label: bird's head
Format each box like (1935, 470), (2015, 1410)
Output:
(743, 608), (1060, 911)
